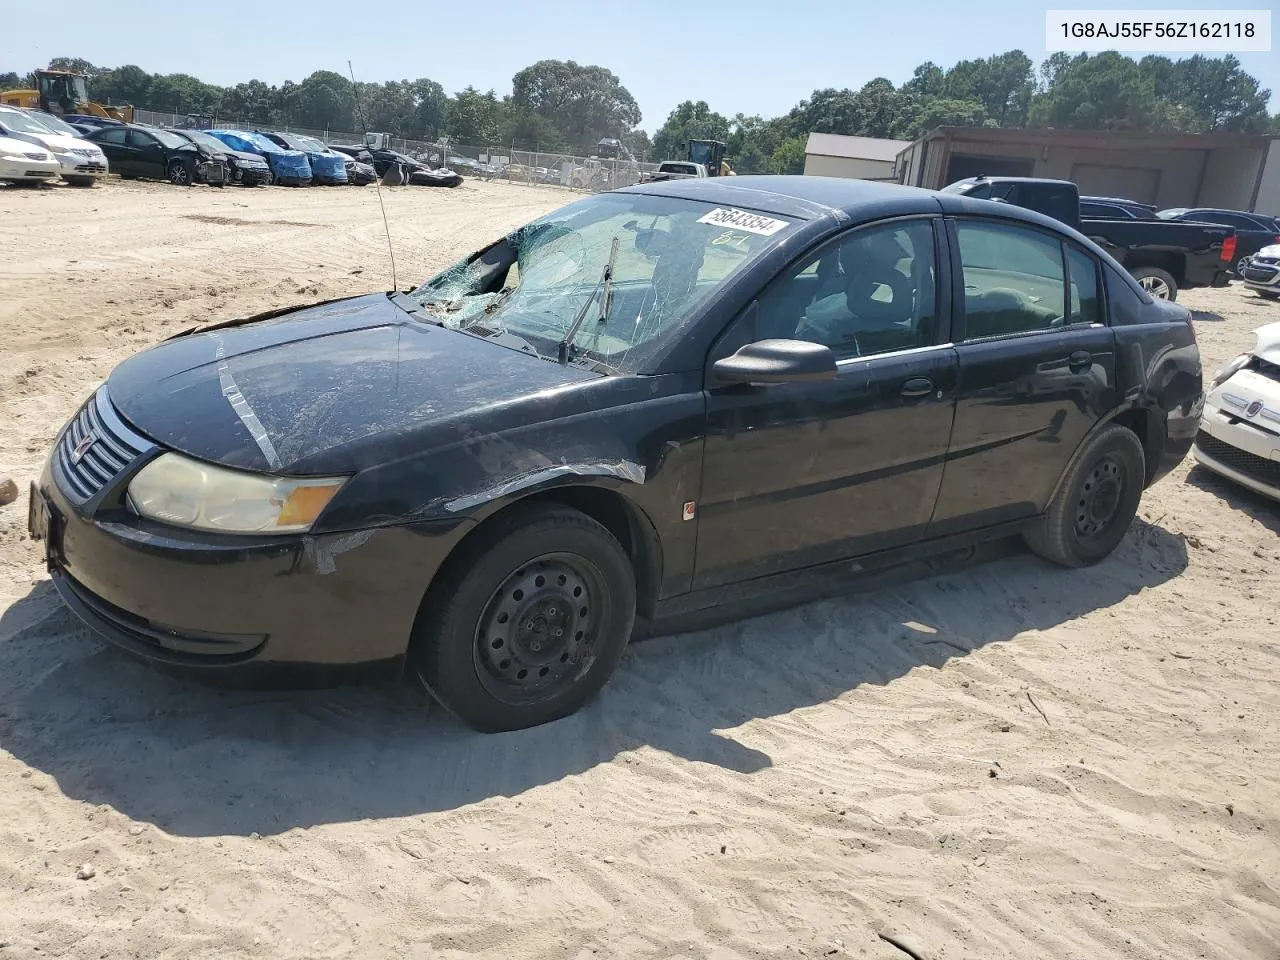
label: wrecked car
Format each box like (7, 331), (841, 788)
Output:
(28, 176), (1202, 733)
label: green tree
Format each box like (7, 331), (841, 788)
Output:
(1155, 54), (1271, 132)
(445, 86), (504, 144)
(769, 136), (807, 174)
(296, 70), (354, 132)
(510, 59), (641, 150)
(903, 62), (945, 98)
(650, 100), (730, 161)
(1027, 52), (1158, 130)
(47, 57), (98, 76)
(941, 51), (1034, 127)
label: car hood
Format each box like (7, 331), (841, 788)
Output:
(0, 134), (47, 155)
(106, 293), (598, 475)
(1252, 320), (1280, 365)
(223, 147), (267, 164)
(19, 131), (100, 154)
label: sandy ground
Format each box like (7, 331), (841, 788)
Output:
(1, 177), (1279, 960)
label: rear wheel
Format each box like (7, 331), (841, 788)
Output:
(410, 504), (636, 733)
(1025, 424), (1146, 567)
(1131, 266), (1178, 301)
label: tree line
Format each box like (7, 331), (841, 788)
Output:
(2, 51), (1276, 173)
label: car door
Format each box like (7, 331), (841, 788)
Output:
(929, 217), (1118, 535)
(693, 217), (959, 590)
(126, 129), (166, 179)
(90, 127), (131, 174)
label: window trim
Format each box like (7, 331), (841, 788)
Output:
(704, 214), (951, 376)
(1064, 240), (1104, 329)
(945, 215), (1099, 344)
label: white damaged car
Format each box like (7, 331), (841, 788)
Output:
(1240, 243), (1280, 300)
(0, 133), (59, 185)
(0, 105), (108, 187)
(1193, 321), (1280, 500)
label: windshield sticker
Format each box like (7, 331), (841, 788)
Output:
(696, 208), (791, 237)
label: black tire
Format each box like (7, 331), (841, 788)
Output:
(1257, 291), (1280, 301)
(167, 160), (193, 187)
(1130, 266), (1178, 301)
(1025, 424), (1146, 568)
(65, 176), (95, 188)
(410, 504), (636, 733)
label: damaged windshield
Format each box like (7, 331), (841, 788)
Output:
(409, 192), (793, 373)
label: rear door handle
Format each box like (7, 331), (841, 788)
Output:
(1068, 350), (1093, 371)
(901, 377), (934, 398)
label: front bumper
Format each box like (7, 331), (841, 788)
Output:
(31, 390), (473, 681)
(0, 155), (60, 181)
(1242, 258), (1280, 292)
(232, 164), (271, 185)
(55, 154), (108, 178)
(1192, 391), (1280, 500)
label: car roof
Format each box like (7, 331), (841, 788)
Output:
(621, 174), (944, 221)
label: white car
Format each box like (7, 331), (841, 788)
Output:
(1193, 320), (1280, 500)
(0, 134), (60, 185)
(1240, 243), (1280, 300)
(0, 105), (109, 186)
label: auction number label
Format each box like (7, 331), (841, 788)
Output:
(697, 208), (791, 237)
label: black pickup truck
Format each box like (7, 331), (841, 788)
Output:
(942, 176), (1235, 301)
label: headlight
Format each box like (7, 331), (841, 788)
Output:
(128, 452), (346, 535)
(1210, 353), (1251, 390)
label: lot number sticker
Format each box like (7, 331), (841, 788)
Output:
(696, 208), (791, 236)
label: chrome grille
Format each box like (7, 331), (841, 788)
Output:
(54, 387), (150, 502)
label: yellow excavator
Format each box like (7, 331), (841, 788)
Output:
(0, 70), (134, 123)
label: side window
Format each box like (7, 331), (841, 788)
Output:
(754, 220), (937, 361)
(127, 130), (156, 148)
(956, 220), (1066, 340)
(94, 128), (127, 145)
(1065, 245), (1101, 325)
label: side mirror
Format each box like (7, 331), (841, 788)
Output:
(711, 339), (838, 385)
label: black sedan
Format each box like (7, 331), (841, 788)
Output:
(84, 124), (226, 186)
(167, 129), (272, 186)
(1157, 207), (1280, 276)
(29, 177), (1203, 733)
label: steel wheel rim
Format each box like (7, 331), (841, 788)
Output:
(473, 553), (604, 707)
(1074, 455), (1126, 540)
(1139, 275), (1171, 299)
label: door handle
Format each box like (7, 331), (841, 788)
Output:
(1067, 350), (1093, 371)
(901, 377), (934, 398)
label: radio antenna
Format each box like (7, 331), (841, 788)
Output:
(348, 60), (398, 292)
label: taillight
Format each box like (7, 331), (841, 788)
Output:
(1220, 234), (1236, 262)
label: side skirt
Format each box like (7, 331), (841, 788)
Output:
(640, 519), (1032, 638)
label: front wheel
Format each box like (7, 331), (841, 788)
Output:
(1257, 290), (1280, 301)
(1025, 424), (1146, 568)
(410, 504), (636, 733)
(1131, 266), (1178, 301)
(167, 160), (193, 186)
(65, 176), (95, 188)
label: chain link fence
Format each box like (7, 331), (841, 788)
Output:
(131, 108), (661, 194)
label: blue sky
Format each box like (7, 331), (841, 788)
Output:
(3, 0), (1276, 130)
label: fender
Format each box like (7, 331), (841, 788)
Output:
(1043, 399), (1165, 507)
(448, 462), (667, 617)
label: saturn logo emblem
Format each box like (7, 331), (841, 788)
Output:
(1246, 400), (1263, 418)
(71, 433), (97, 463)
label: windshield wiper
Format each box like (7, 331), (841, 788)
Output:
(558, 236), (619, 365)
